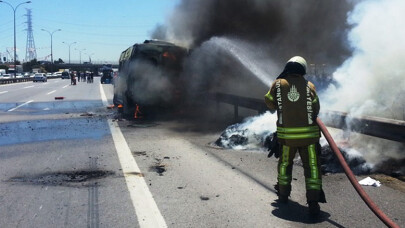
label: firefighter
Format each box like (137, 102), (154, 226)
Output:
(264, 56), (325, 217)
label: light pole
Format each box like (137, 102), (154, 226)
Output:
(0, 0), (31, 78)
(75, 48), (86, 64)
(62, 41), (76, 64)
(41, 28), (61, 71)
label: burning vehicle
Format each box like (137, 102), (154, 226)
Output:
(113, 40), (188, 117)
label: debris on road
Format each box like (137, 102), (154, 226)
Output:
(359, 177), (381, 187)
(132, 151), (147, 156)
(80, 112), (94, 117)
(150, 162), (166, 176)
(200, 196), (210, 201)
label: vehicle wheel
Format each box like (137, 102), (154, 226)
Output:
(123, 92), (135, 118)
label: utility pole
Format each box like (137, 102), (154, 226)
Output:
(41, 28), (61, 72)
(62, 42), (76, 64)
(75, 48), (86, 64)
(0, 0), (32, 77)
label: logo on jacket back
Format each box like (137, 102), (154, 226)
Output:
(287, 85), (300, 102)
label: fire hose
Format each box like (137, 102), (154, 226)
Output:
(316, 117), (400, 228)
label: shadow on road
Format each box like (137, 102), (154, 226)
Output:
(271, 200), (345, 227)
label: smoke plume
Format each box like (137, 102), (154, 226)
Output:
(154, 0), (354, 68)
(151, 0), (404, 173)
(322, 0), (405, 120)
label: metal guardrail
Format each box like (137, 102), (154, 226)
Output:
(0, 76), (61, 84)
(209, 92), (405, 142)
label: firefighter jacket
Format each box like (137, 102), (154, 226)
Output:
(264, 74), (320, 146)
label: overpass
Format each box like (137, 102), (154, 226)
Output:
(54, 63), (119, 73)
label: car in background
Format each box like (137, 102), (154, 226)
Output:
(33, 73), (47, 82)
(61, 71), (70, 79)
(1, 74), (11, 79)
(101, 68), (113, 84)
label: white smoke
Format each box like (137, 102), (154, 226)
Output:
(322, 0), (405, 120)
(216, 112), (277, 150)
(320, 0), (405, 167)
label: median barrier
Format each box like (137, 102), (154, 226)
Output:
(209, 92), (405, 142)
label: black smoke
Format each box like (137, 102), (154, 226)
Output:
(153, 0), (355, 68)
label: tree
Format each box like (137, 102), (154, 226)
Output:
(22, 59), (40, 72)
(0, 65), (8, 70)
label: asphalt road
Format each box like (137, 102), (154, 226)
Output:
(0, 78), (403, 227)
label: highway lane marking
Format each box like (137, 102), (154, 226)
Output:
(0, 91), (8, 94)
(47, 90), (56, 95)
(62, 85), (69, 88)
(0, 81), (31, 87)
(100, 84), (167, 228)
(24, 85), (34, 89)
(7, 100), (34, 112)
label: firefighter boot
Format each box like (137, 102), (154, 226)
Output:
(278, 195), (288, 203)
(308, 201), (320, 217)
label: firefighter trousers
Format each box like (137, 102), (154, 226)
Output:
(276, 143), (326, 203)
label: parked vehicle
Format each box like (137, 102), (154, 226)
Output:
(33, 73), (47, 82)
(1, 74), (11, 79)
(61, 72), (70, 79)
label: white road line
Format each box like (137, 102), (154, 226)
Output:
(7, 100), (34, 112)
(100, 84), (167, 228)
(99, 84), (109, 106)
(43, 107), (50, 111)
(0, 81), (31, 87)
(24, 85), (34, 89)
(47, 90), (56, 95)
(62, 85), (69, 88)
(0, 91), (8, 94)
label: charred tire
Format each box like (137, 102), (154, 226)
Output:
(123, 92), (135, 118)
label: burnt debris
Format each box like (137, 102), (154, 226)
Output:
(6, 170), (114, 187)
(216, 129), (373, 175)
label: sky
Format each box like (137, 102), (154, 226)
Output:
(0, 0), (180, 64)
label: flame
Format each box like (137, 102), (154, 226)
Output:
(134, 104), (143, 119)
(162, 52), (176, 61)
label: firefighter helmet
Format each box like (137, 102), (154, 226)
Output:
(286, 56), (307, 75)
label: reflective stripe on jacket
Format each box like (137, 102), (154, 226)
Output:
(264, 74), (320, 146)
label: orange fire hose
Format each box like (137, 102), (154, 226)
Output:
(316, 117), (399, 228)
